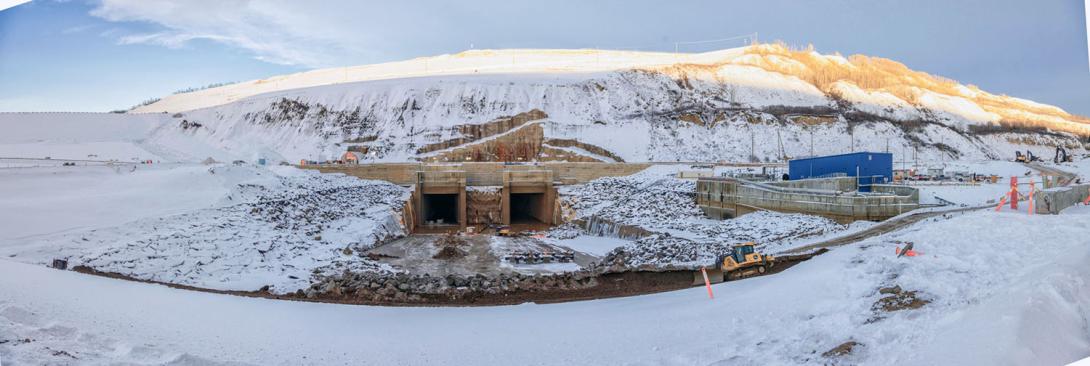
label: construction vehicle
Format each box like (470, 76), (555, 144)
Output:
(719, 242), (776, 280)
(1015, 150), (1042, 163)
(695, 242), (777, 285)
(496, 225), (513, 237)
(1055, 146), (1073, 163)
(1015, 151), (1028, 163)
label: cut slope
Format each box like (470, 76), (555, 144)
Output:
(136, 44), (1090, 138)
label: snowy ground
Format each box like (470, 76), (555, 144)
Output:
(2, 158), (1089, 365)
(3, 207), (1089, 365)
(0, 164), (409, 293)
(907, 160), (1060, 206)
(557, 165), (846, 267)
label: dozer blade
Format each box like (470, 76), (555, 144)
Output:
(693, 267), (724, 286)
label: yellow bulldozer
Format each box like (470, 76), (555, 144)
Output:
(694, 242), (776, 285)
(720, 242), (775, 280)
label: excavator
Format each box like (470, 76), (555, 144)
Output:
(1054, 146), (1073, 163)
(1015, 151), (1028, 163)
(1015, 150), (1042, 163)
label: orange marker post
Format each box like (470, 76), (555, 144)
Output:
(1083, 187), (1090, 205)
(700, 267), (714, 299)
(1010, 176), (1019, 210)
(1027, 181), (1036, 215)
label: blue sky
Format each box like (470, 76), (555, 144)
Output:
(1, 0), (1088, 115)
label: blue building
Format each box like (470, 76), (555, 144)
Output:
(788, 152), (893, 192)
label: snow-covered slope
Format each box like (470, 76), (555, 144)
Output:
(4, 45), (1087, 164)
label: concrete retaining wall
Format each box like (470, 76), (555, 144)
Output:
(772, 177), (856, 192)
(1034, 184), (1090, 214)
(696, 177), (919, 223)
(304, 162), (651, 186)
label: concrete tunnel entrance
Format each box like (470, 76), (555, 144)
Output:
(509, 192), (548, 224)
(411, 169), (558, 232)
(421, 193), (459, 226)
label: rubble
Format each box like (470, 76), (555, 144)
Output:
(51, 170), (410, 293)
(822, 340), (862, 358)
(873, 286), (930, 312)
(598, 234), (728, 270)
(558, 170), (846, 266)
(305, 269), (602, 303)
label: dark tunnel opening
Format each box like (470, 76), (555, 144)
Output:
(421, 193), (458, 225)
(509, 192), (547, 224)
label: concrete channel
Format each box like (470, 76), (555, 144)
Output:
(782, 162), (1082, 255)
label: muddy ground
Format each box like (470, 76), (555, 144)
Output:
(71, 250), (822, 307)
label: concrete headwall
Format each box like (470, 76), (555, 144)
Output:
(1034, 184), (1090, 214)
(696, 177), (919, 223)
(306, 162), (651, 186)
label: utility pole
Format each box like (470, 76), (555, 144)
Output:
(914, 146), (918, 172)
(902, 144), (906, 173)
(940, 135), (945, 167)
(809, 130), (814, 157)
(750, 129), (755, 162)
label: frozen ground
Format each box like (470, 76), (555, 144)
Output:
(2, 156), (1088, 365)
(558, 165), (846, 267)
(910, 160), (1060, 206)
(3, 207), (1089, 365)
(0, 164), (409, 293)
(0, 163), (256, 243)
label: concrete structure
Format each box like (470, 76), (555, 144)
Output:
(342, 151), (365, 163)
(406, 168), (560, 232)
(304, 162), (651, 186)
(413, 170), (468, 229)
(1033, 184), (1090, 214)
(696, 176), (919, 223)
(500, 170), (557, 225)
(789, 152), (893, 192)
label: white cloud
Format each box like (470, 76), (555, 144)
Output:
(88, 0), (391, 67)
(1085, 0), (1089, 72)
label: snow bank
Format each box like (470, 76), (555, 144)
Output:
(0, 164), (259, 243)
(2, 209), (1088, 365)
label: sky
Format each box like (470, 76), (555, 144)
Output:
(0, 0), (1088, 115)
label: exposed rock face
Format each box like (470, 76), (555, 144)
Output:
(416, 110), (548, 154)
(420, 123), (604, 163)
(466, 189), (502, 225)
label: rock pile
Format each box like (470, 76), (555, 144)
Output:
(598, 234), (731, 270)
(305, 270), (600, 303)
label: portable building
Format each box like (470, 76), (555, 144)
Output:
(788, 152), (893, 192)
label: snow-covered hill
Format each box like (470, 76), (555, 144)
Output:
(3, 44), (1087, 164)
